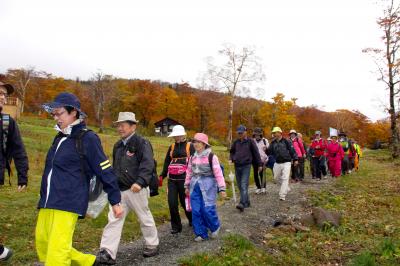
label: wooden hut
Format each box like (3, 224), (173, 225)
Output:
(3, 97), (21, 120)
(154, 117), (181, 136)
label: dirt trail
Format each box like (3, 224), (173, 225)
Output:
(115, 177), (331, 265)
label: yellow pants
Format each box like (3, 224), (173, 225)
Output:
(35, 208), (96, 266)
(354, 154), (359, 171)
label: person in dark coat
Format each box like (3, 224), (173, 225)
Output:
(97, 112), (159, 264)
(160, 125), (194, 234)
(0, 77), (29, 262)
(230, 125), (262, 212)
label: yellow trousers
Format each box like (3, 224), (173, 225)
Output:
(354, 154), (359, 171)
(35, 208), (96, 266)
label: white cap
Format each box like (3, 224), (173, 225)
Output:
(168, 125), (186, 137)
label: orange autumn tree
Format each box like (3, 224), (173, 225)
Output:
(257, 93), (297, 135)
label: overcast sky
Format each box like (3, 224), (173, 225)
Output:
(0, 0), (391, 121)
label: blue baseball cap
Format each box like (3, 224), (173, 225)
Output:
(42, 92), (87, 118)
(237, 125), (247, 133)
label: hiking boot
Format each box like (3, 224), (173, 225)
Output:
(96, 250), (116, 265)
(170, 228), (182, 234)
(261, 188), (266, 194)
(211, 227), (220, 239)
(255, 188), (261, 194)
(236, 204), (244, 212)
(0, 246), (13, 261)
(143, 246), (159, 257)
(194, 236), (206, 242)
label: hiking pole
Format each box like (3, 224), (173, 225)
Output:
(228, 171), (236, 203)
(262, 164), (267, 190)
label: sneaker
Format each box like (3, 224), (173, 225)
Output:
(322, 175), (327, 179)
(143, 246), (159, 257)
(194, 236), (206, 242)
(255, 189), (261, 194)
(96, 250), (116, 265)
(0, 247), (13, 261)
(236, 204), (244, 212)
(211, 227), (220, 239)
(279, 197), (286, 201)
(261, 188), (266, 194)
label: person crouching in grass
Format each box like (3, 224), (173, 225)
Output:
(184, 133), (226, 242)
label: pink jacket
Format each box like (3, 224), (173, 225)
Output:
(327, 141), (344, 160)
(185, 149), (226, 191)
(291, 137), (306, 158)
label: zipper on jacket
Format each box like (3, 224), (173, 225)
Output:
(44, 137), (67, 208)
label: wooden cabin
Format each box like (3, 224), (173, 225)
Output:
(154, 117), (181, 136)
(3, 97), (21, 120)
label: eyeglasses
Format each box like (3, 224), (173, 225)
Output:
(0, 92), (7, 97)
(50, 110), (66, 118)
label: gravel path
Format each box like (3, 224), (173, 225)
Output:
(114, 177), (332, 265)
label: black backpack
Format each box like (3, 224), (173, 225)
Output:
(126, 137), (159, 197)
(208, 152), (224, 178)
(75, 129), (104, 201)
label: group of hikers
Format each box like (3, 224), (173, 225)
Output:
(0, 82), (362, 265)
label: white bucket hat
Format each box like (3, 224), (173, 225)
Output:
(168, 125), (186, 137)
(114, 112), (139, 124)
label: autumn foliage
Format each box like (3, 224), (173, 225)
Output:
(2, 69), (390, 147)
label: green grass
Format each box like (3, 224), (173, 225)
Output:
(181, 149), (400, 266)
(0, 116), (234, 265)
(179, 234), (274, 266)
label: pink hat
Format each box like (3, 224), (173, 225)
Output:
(193, 133), (211, 146)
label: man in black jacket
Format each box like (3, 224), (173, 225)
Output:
(98, 112), (159, 264)
(0, 77), (29, 262)
(230, 125), (262, 212)
(267, 127), (298, 201)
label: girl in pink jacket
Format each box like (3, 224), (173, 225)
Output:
(327, 135), (344, 177)
(185, 133), (226, 242)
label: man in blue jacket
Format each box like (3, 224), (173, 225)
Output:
(35, 92), (123, 266)
(0, 77), (29, 262)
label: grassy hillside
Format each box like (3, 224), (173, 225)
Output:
(180, 149), (400, 266)
(0, 116), (233, 265)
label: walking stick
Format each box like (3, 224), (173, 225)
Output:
(262, 163), (267, 190)
(228, 171), (237, 203)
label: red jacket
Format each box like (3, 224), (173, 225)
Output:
(327, 141), (344, 160)
(311, 138), (327, 157)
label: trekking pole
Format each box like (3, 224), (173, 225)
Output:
(228, 171), (236, 203)
(262, 164), (267, 189)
